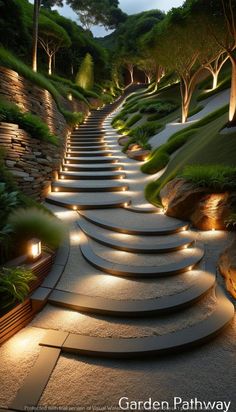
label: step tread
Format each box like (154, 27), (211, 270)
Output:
(80, 236), (204, 276)
(40, 288), (234, 358)
(48, 269), (215, 316)
(79, 209), (189, 235)
(53, 180), (127, 189)
(78, 217), (194, 253)
(46, 192), (130, 209)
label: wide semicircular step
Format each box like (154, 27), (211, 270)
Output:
(40, 288), (234, 358)
(79, 208), (189, 235)
(46, 191), (130, 210)
(51, 179), (129, 193)
(80, 236), (204, 277)
(78, 216), (194, 253)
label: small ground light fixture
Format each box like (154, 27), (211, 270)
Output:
(28, 238), (42, 261)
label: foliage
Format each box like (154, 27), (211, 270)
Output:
(0, 267), (36, 309)
(140, 101), (177, 115)
(125, 114), (142, 128)
(130, 122), (163, 138)
(0, 99), (58, 145)
(141, 129), (197, 174)
(179, 165), (236, 191)
(67, 0), (127, 30)
(8, 208), (66, 251)
(225, 213), (236, 230)
(75, 53), (94, 91)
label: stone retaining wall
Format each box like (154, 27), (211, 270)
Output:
(0, 122), (65, 200)
(0, 66), (101, 200)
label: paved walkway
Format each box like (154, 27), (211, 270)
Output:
(0, 87), (235, 411)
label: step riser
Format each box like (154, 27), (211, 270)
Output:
(46, 198), (129, 210)
(64, 158), (117, 164)
(51, 186), (128, 193)
(66, 152), (111, 157)
(62, 165), (122, 172)
(59, 174), (126, 181)
(79, 226), (195, 253)
(66, 147), (108, 151)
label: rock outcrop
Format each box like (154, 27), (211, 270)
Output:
(219, 238), (236, 298)
(160, 177), (236, 230)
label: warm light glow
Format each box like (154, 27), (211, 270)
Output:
(61, 176), (65, 179)
(212, 228), (215, 231)
(28, 238), (41, 261)
(67, 93), (73, 101)
(66, 161), (70, 164)
(73, 205), (78, 211)
(64, 168), (68, 171)
(54, 188), (59, 192)
(124, 202), (129, 207)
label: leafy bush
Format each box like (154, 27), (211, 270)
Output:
(179, 165), (236, 191)
(9, 208), (66, 251)
(130, 121), (163, 138)
(62, 110), (84, 127)
(140, 101), (178, 116)
(0, 267), (36, 309)
(0, 99), (58, 145)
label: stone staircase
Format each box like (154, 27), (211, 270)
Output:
(43, 86), (234, 358)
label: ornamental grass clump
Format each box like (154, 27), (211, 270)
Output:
(0, 267), (36, 309)
(8, 208), (66, 251)
(179, 165), (236, 191)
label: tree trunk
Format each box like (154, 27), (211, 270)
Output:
(180, 80), (192, 124)
(129, 68), (134, 83)
(229, 57), (236, 124)
(32, 0), (41, 72)
(212, 72), (218, 90)
(48, 55), (52, 75)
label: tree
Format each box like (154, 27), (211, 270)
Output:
(41, 0), (63, 8)
(148, 6), (222, 123)
(38, 15), (71, 74)
(75, 53), (94, 90)
(205, 52), (229, 90)
(67, 0), (126, 30)
(32, 0), (41, 72)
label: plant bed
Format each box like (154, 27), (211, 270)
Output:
(0, 251), (55, 345)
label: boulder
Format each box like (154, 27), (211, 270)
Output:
(118, 136), (130, 146)
(127, 149), (150, 161)
(218, 237), (236, 298)
(128, 143), (141, 151)
(160, 177), (236, 230)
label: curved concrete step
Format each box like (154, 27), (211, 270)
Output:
(52, 180), (129, 193)
(46, 192), (130, 210)
(67, 142), (105, 147)
(78, 217), (194, 253)
(79, 209), (189, 235)
(40, 288), (234, 358)
(64, 156), (118, 164)
(66, 145), (109, 151)
(48, 269), (215, 316)
(80, 237), (204, 277)
(59, 171), (126, 180)
(62, 163), (123, 172)
(66, 150), (112, 157)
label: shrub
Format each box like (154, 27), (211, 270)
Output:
(62, 110), (84, 127)
(75, 53), (94, 91)
(130, 121), (163, 138)
(0, 267), (36, 309)
(140, 101), (178, 116)
(225, 213), (236, 230)
(141, 151), (169, 174)
(8, 208), (66, 251)
(125, 114), (142, 128)
(141, 129), (198, 174)
(179, 165), (236, 191)
(0, 99), (58, 145)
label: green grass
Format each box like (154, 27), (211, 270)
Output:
(197, 74), (231, 102)
(179, 164), (236, 191)
(144, 105), (234, 207)
(0, 99), (58, 145)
